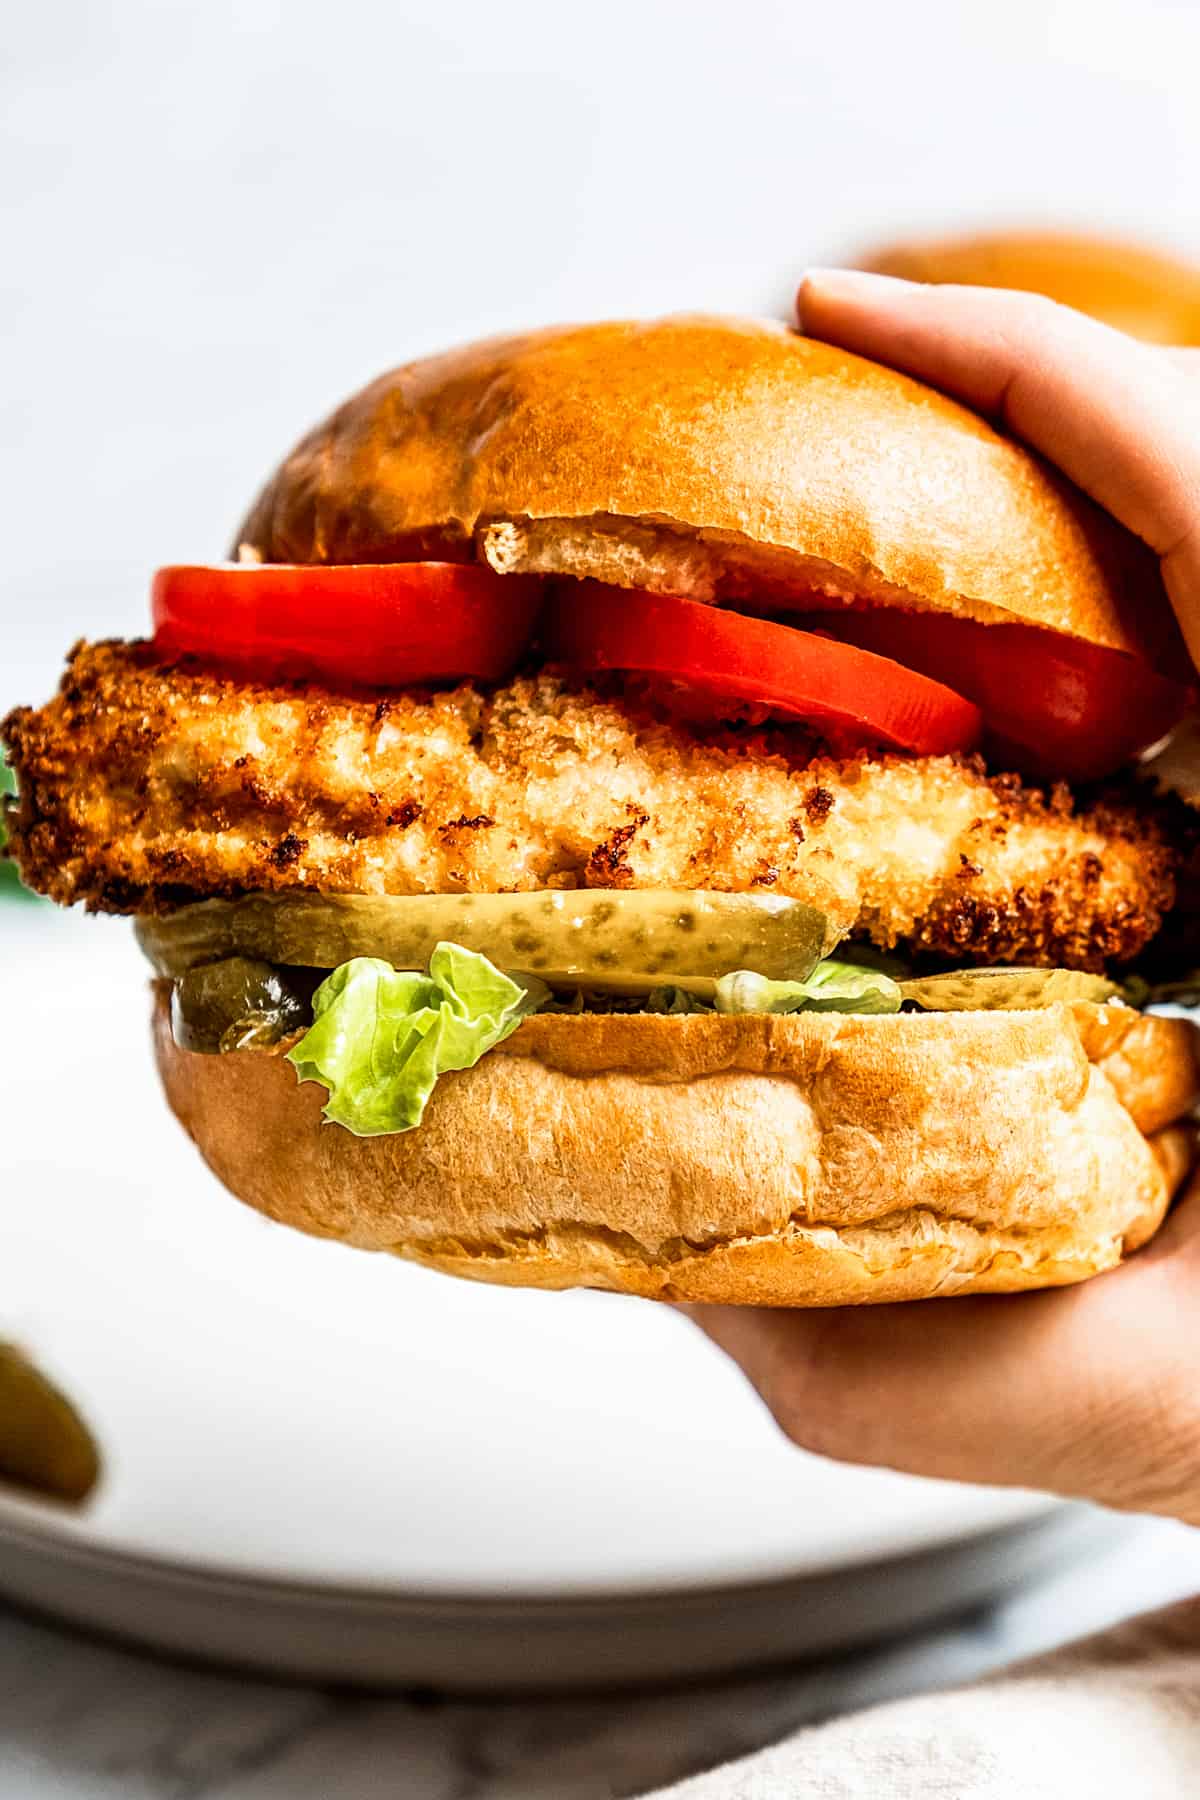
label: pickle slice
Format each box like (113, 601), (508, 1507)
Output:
(138, 891), (835, 988)
(0, 1346), (101, 1505)
(171, 957), (314, 1053)
(900, 968), (1123, 1011)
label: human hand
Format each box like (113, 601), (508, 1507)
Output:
(797, 270), (1200, 663)
(694, 270), (1200, 1523)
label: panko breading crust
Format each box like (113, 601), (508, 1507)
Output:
(2, 640), (1184, 969)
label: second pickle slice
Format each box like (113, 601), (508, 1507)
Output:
(900, 968), (1122, 1011)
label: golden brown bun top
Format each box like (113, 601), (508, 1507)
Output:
(236, 314), (1178, 666)
(859, 230), (1200, 345)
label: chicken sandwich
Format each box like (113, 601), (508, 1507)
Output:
(6, 316), (1200, 1303)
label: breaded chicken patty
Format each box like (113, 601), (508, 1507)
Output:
(2, 641), (1183, 971)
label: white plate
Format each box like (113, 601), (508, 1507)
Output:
(0, 906), (1075, 1687)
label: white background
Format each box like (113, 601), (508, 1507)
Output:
(4, 0), (1200, 711)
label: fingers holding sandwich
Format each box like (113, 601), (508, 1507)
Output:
(796, 269), (1200, 667)
(691, 1172), (1200, 1522)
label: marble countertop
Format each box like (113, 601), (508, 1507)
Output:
(5, 1515), (1200, 1799)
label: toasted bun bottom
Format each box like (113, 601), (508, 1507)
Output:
(153, 992), (1200, 1306)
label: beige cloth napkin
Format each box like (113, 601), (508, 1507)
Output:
(649, 1598), (1200, 1797)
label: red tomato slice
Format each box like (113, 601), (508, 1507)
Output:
(152, 563), (544, 688)
(543, 584), (983, 756)
(805, 608), (1192, 782)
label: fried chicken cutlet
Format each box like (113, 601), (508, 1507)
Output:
(3, 640), (1182, 972)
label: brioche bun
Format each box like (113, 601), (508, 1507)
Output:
(154, 991), (1200, 1307)
(236, 314), (1180, 669)
(858, 229), (1200, 345)
(198, 317), (1199, 1309)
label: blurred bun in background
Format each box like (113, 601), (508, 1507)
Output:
(857, 228), (1200, 343)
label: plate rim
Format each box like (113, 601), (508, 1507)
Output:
(0, 1486), (1062, 1611)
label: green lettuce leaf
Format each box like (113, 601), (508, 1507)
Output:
(287, 946), (903, 1137)
(288, 946), (549, 1136)
(541, 959), (905, 1018)
(0, 761), (35, 903)
(714, 959), (902, 1016)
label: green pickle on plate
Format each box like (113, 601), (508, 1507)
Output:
(0, 1346), (101, 1505)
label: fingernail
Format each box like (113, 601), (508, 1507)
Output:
(797, 267), (914, 325)
(800, 267), (911, 297)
